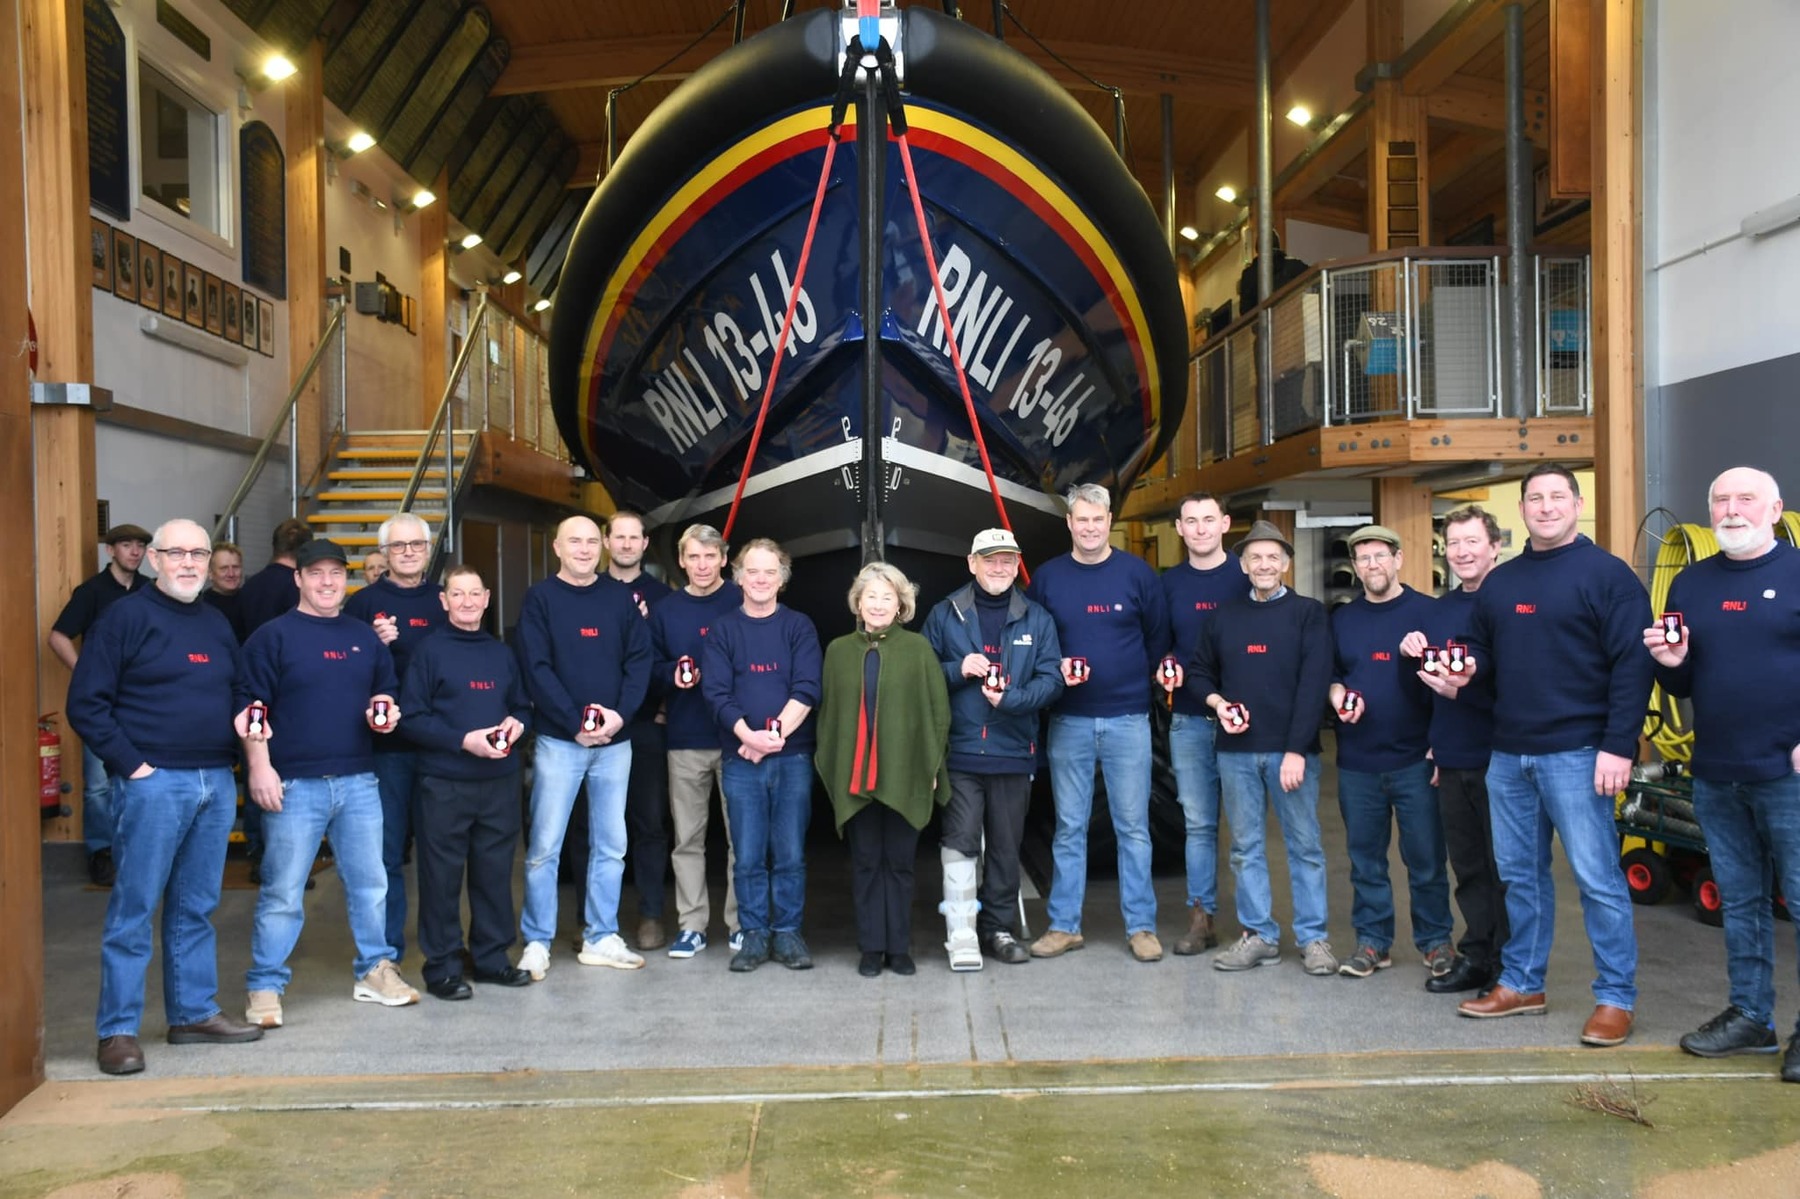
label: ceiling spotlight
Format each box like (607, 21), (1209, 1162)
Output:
(1214, 185), (1237, 204)
(459, 233), (483, 250)
(502, 269), (522, 285)
(262, 54), (297, 82)
(533, 299), (552, 313)
(411, 189), (436, 209)
(1286, 105), (1312, 127)
(345, 131), (376, 154)
(1179, 225), (1200, 242)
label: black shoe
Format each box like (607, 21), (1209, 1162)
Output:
(858, 951), (884, 978)
(730, 930), (771, 973)
(982, 932), (1031, 965)
(247, 860), (262, 886)
(1784, 1036), (1800, 1083)
(1426, 956), (1498, 995)
(427, 976), (473, 1001)
(472, 966), (532, 987)
(770, 931), (813, 970)
(886, 953), (916, 976)
(1680, 1007), (1779, 1057)
(97, 1034), (144, 1075)
(88, 849), (116, 888)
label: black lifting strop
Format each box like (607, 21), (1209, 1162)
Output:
(831, 36), (908, 140)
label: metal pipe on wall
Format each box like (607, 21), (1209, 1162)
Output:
(1504, 2), (1534, 421)
(1161, 94), (1175, 250)
(1255, 0), (1273, 306)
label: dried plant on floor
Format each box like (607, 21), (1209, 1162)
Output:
(1567, 1073), (1657, 1127)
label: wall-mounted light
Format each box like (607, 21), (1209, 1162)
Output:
(1179, 225), (1200, 242)
(459, 233), (483, 250)
(345, 131), (376, 155)
(262, 54), (297, 83)
(1214, 185), (1238, 204)
(533, 299), (551, 313)
(410, 189), (436, 210)
(502, 269), (522, 285)
(1285, 104), (1313, 127)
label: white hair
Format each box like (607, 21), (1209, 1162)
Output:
(378, 512), (432, 547)
(150, 518), (210, 550)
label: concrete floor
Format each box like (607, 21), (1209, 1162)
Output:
(8, 767), (1800, 1196)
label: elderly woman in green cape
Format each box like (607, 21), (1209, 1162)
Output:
(815, 561), (951, 977)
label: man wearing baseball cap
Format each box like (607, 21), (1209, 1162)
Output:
(50, 521), (152, 886)
(923, 528), (1063, 968)
(1189, 520), (1336, 975)
(237, 538), (419, 1028)
(1328, 525), (1454, 981)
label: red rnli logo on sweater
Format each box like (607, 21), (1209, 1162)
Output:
(1245, 644), (1268, 654)
(408, 617), (432, 627)
(1194, 602), (1217, 611)
(1370, 651), (1392, 661)
(469, 680), (496, 690)
(1722, 600), (1748, 611)
(187, 653), (210, 663)
(579, 627), (599, 638)
(749, 662), (782, 673)
(1515, 604), (1536, 614)
(323, 650), (347, 660)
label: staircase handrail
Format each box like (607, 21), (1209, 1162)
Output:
(402, 291), (492, 560)
(213, 297), (348, 544)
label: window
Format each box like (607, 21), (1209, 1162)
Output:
(138, 61), (224, 236)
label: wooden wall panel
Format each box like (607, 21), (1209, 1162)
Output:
(1590, 0), (1642, 558)
(287, 42), (328, 482)
(1549, 0), (1594, 197)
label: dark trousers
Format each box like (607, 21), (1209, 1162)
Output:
(845, 803), (920, 954)
(372, 748), (421, 960)
(941, 771), (1031, 938)
(1439, 766), (1508, 969)
(623, 722), (669, 919)
(416, 773), (522, 984)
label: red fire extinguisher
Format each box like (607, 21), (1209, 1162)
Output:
(39, 713), (64, 817)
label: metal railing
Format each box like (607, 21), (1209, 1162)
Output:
(214, 297), (348, 543)
(402, 291), (492, 563)
(1192, 249), (1592, 466)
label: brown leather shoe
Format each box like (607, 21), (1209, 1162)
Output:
(1458, 984), (1547, 1018)
(1172, 906), (1217, 955)
(167, 1012), (266, 1045)
(637, 917), (668, 952)
(1580, 1004), (1634, 1047)
(1029, 929), (1085, 958)
(97, 1035), (144, 1076)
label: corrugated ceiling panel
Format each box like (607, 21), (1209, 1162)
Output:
(448, 98), (527, 215)
(408, 37), (510, 185)
(251, 0), (334, 58)
(526, 192), (585, 294)
(350, 0), (461, 137)
(488, 134), (572, 258)
(384, 6), (492, 172)
(323, 0), (415, 114)
(495, 142), (577, 264)
(462, 105), (554, 233)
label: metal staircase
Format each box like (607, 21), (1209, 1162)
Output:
(306, 430), (475, 576)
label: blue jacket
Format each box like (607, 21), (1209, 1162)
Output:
(922, 583), (1063, 768)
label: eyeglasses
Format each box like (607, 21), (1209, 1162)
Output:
(1353, 552), (1395, 566)
(153, 546), (212, 562)
(384, 540), (430, 553)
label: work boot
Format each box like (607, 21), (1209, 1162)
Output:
(1172, 905), (1217, 955)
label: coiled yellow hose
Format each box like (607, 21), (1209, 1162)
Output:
(1645, 512), (1800, 761)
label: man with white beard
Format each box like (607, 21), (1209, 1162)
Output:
(1646, 466), (1800, 1082)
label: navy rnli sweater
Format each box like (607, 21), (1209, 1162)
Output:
(344, 576), (446, 679)
(68, 584), (241, 776)
(237, 609), (399, 778)
(514, 574), (651, 741)
(1330, 586), (1435, 772)
(400, 625), (532, 780)
(1655, 542), (1800, 781)
(1191, 588), (1333, 756)
(1465, 535), (1653, 759)
(1420, 586), (1495, 772)
(701, 605), (823, 755)
(650, 582), (744, 750)
(1162, 559), (1243, 716)
(1027, 550), (1169, 718)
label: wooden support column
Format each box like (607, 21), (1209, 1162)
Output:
(419, 169), (450, 427)
(24, 0), (97, 844)
(3, 0), (48, 1114)
(1590, 0), (1642, 559)
(286, 40), (327, 483)
(1375, 477), (1434, 592)
(1368, 0), (1430, 249)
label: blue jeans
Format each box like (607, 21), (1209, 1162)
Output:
(522, 735), (632, 946)
(1692, 774), (1800, 1032)
(1487, 749), (1637, 1008)
(720, 752), (813, 933)
(1169, 713), (1222, 912)
(97, 766), (235, 1037)
(83, 742), (115, 854)
(1336, 760), (1454, 953)
(1217, 751), (1330, 945)
(1045, 713), (1156, 935)
(248, 773), (393, 991)
(371, 749), (420, 960)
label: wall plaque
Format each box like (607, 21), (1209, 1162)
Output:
(239, 121), (287, 297)
(84, 0), (130, 221)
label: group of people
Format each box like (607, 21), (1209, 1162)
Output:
(55, 462), (1800, 1087)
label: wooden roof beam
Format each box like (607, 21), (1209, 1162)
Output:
(1427, 74), (1547, 144)
(1274, 106), (1368, 207)
(494, 32), (734, 95)
(568, 141), (605, 187)
(1397, 0), (1511, 95)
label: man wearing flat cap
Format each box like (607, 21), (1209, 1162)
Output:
(1188, 520), (1336, 975)
(50, 522), (152, 886)
(1327, 525), (1454, 982)
(923, 528), (1063, 969)
(237, 538), (420, 1029)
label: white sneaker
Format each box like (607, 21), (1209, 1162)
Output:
(352, 959), (420, 1007)
(245, 989), (283, 1028)
(946, 928), (983, 972)
(577, 933), (645, 970)
(518, 940), (550, 981)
